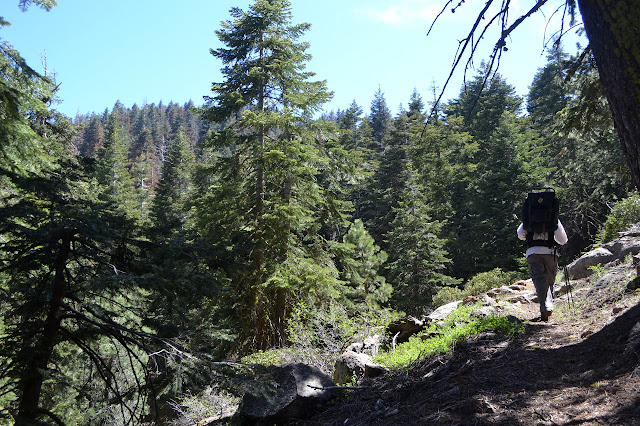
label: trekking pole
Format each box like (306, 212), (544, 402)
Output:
(563, 265), (575, 312)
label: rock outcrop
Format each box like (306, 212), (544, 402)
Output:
(236, 363), (337, 424)
(568, 224), (640, 279)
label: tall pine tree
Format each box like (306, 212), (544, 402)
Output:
(200, 0), (350, 351)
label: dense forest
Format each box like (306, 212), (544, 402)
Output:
(0, 0), (636, 424)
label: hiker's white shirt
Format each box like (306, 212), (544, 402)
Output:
(517, 220), (568, 257)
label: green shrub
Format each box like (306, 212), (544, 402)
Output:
(241, 301), (401, 372)
(596, 193), (640, 244)
(432, 268), (521, 307)
(465, 268), (520, 296)
(431, 286), (464, 307)
(170, 387), (240, 425)
(374, 305), (524, 369)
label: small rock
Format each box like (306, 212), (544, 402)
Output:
(581, 330), (594, 339)
(613, 306), (626, 315)
(627, 276), (640, 291)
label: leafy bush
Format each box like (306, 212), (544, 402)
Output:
(169, 387), (240, 425)
(242, 301), (401, 372)
(431, 286), (465, 307)
(596, 193), (640, 244)
(374, 305), (524, 369)
(432, 268), (521, 307)
(464, 268), (521, 296)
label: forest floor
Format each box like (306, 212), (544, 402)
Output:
(297, 272), (640, 425)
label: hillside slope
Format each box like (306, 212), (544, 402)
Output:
(300, 260), (640, 425)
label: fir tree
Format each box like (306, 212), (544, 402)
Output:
(386, 197), (458, 313)
(94, 108), (140, 223)
(150, 130), (194, 239)
(336, 219), (390, 306)
(200, 0), (350, 351)
(0, 161), (153, 424)
(369, 87), (392, 152)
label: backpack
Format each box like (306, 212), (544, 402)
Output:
(521, 188), (559, 247)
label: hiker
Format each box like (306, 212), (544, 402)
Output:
(517, 190), (568, 321)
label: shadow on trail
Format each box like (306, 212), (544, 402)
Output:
(303, 302), (640, 425)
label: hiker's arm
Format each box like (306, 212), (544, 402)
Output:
(517, 223), (527, 240)
(555, 220), (568, 245)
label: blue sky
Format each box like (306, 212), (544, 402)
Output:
(2, 0), (586, 118)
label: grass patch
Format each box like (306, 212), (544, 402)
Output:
(374, 305), (524, 369)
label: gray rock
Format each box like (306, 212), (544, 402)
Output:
(567, 247), (615, 279)
(333, 351), (370, 385)
(237, 363), (336, 424)
(428, 301), (462, 321)
(345, 334), (381, 357)
(333, 350), (389, 385)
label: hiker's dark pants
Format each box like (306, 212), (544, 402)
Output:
(527, 253), (557, 315)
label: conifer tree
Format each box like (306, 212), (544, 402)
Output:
(150, 130), (194, 239)
(386, 197), (458, 313)
(407, 88), (425, 119)
(200, 0), (349, 350)
(336, 219), (390, 306)
(0, 31), (63, 173)
(360, 114), (411, 245)
(410, 118), (478, 278)
(369, 87), (393, 152)
(338, 100), (363, 151)
(445, 63), (522, 144)
(94, 108), (140, 223)
(0, 160), (156, 425)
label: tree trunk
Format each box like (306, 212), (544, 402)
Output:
(273, 173), (294, 347)
(254, 37), (268, 351)
(16, 233), (71, 423)
(578, 0), (640, 188)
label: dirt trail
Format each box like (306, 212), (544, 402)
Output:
(302, 279), (640, 425)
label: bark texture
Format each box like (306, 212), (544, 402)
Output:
(578, 0), (640, 187)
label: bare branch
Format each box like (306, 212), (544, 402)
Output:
(425, 0), (551, 123)
(429, 0), (497, 120)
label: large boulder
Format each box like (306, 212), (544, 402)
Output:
(386, 316), (427, 345)
(333, 350), (388, 385)
(428, 300), (462, 322)
(567, 247), (616, 279)
(601, 229), (640, 260)
(236, 363), (336, 424)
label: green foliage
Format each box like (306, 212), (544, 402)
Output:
(94, 108), (141, 224)
(150, 130), (194, 238)
(588, 263), (606, 280)
(386, 198), (459, 313)
(0, 40), (65, 173)
(538, 48), (631, 255)
(336, 219), (390, 305)
(428, 66), (544, 278)
(0, 161), (154, 424)
(374, 305), (524, 369)
(170, 387), (240, 425)
(18, 0), (57, 11)
(464, 268), (521, 297)
(431, 286), (465, 308)
(3, 0), (637, 418)
(198, 0), (353, 352)
(242, 300), (400, 372)
(596, 193), (640, 244)
(432, 268), (520, 307)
